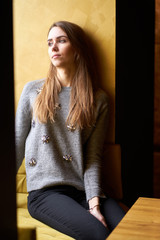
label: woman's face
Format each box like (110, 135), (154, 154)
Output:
(47, 27), (76, 69)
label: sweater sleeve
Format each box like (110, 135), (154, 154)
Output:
(83, 92), (109, 201)
(15, 83), (32, 172)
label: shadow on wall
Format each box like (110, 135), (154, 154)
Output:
(85, 31), (112, 140)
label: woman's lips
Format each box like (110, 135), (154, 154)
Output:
(52, 54), (61, 59)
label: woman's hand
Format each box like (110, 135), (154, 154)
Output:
(88, 197), (107, 228)
(89, 205), (107, 228)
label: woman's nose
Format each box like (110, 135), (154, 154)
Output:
(52, 41), (58, 51)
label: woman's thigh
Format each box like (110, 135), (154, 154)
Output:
(100, 197), (125, 231)
(28, 187), (109, 240)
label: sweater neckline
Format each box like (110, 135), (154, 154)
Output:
(61, 86), (71, 91)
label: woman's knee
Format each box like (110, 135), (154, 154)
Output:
(80, 223), (109, 240)
(101, 197), (125, 231)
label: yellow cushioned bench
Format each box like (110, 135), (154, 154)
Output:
(16, 144), (123, 239)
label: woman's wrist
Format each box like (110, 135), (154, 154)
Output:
(89, 204), (101, 211)
(88, 196), (100, 209)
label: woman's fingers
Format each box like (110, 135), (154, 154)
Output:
(89, 207), (108, 228)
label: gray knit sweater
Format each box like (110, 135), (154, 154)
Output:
(15, 79), (109, 201)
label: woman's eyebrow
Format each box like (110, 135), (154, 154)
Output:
(47, 36), (68, 42)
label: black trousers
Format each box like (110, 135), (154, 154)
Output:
(28, 186), (125, 240)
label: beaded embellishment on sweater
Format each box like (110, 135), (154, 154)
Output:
(41, 135), (50, 144)
(67, 125), (76, 132)
(36, 87), (43, 94)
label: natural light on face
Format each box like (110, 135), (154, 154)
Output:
(47, 27), (76, 69)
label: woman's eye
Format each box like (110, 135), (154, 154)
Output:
(59, 39), (66, 43)
(48, 42), (53, 47)
(47, 38), (67, 47)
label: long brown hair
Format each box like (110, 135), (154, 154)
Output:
(34, 21), (98, 129)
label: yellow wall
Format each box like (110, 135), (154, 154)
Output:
(13, 0), (115, 143)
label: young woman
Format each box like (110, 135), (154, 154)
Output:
(15, 21), (125, 240)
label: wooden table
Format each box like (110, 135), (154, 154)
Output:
(107, 197), (160, 240)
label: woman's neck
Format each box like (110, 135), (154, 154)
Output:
(57, 66), (75, 87)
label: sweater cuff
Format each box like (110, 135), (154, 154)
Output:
(86, 187), (104, 202)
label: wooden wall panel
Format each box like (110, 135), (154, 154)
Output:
(154, 0), (160, 147)
(154, 0), (160, 198)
